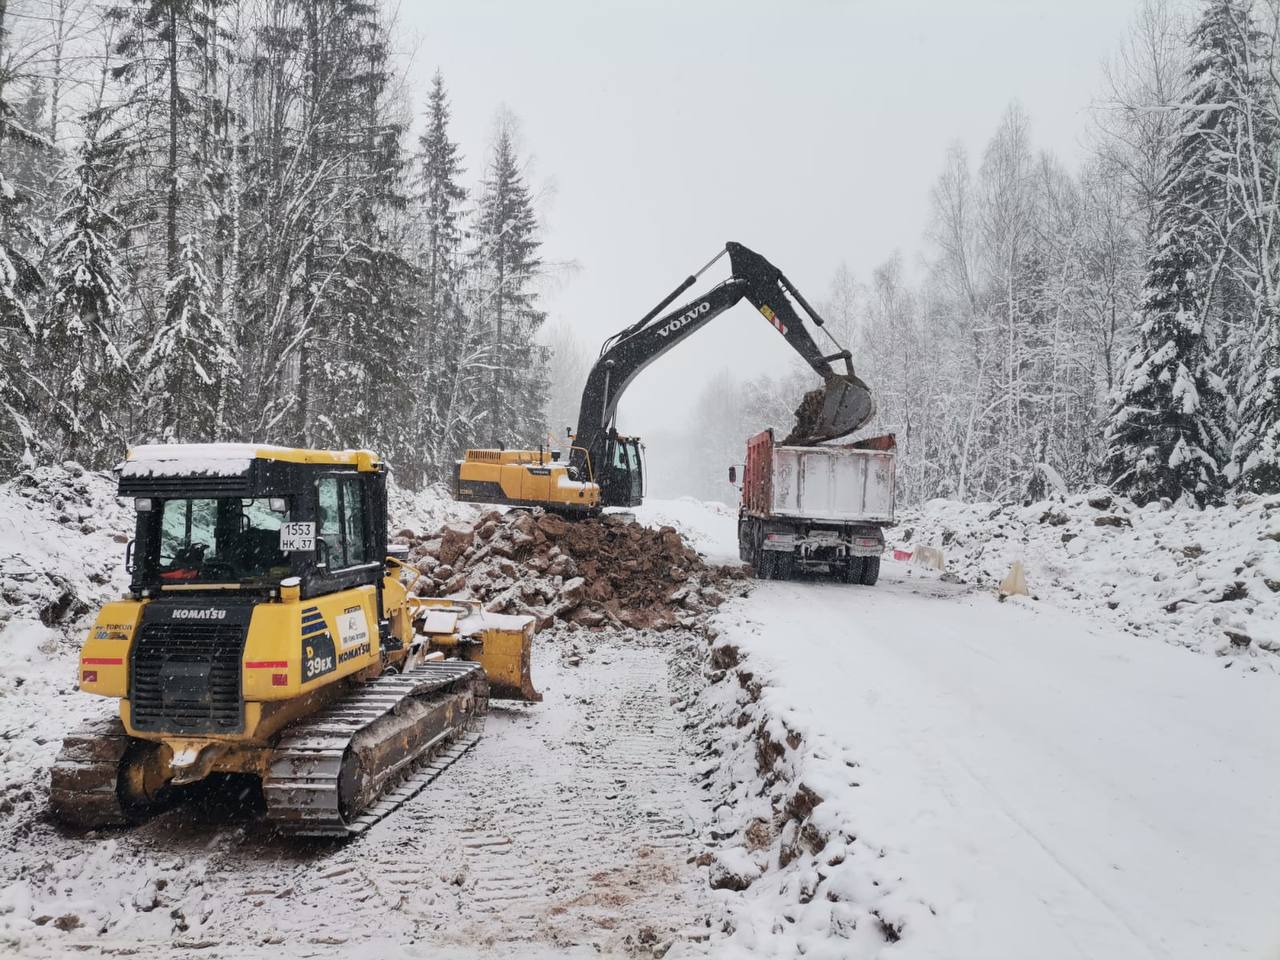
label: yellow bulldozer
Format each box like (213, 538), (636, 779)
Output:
(50, 443), (539, 837)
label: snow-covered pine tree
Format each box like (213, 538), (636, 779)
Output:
(0, 7), (51, 469)
(142, 234), (235, 441)
(107, 0), (234, 440)
(410, 70), (469, 482)
(470, 115), (547, 449)
(1232, 304), (1280, 491)
(40, 112), (131, 465)
(417, 72), (466, 353)
(1102, 191), (1225, 505)
(304, 1), (419, 462)
(1105, 0), (1274, 505)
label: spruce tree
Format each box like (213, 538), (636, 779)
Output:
(1103, 197), (1225, 504)
(417, 71), (466, 347)
(1102, 0), (1269, 506)
(41, 113), (131, 464)
(109, 0), (233, 440)
(300, 1), (418, 459)
(142, 234), (235, 440)
(1232, 306), (1280, 491)
(408, 71), (468, 482)
(471, 117), (547, 448)
(0, 19), (50, 468)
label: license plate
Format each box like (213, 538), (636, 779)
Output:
(279, 522), (316, 552)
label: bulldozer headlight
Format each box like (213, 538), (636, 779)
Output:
(134, 497), (153, 512)
(269, 497), (288, 513)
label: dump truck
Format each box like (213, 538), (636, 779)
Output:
(733, 430), (896, 584)
(454, 241), (875, 515)
(50, 443), (539, 837)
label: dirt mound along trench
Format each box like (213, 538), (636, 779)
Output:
(393, 510), (746, 632)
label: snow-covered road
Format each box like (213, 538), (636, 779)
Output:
(640, 497), (1280, 958)
(722, 565), (1280, 958)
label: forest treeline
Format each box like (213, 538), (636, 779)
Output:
(684, 0), (1280, 508)
(0, 0), (549, 487)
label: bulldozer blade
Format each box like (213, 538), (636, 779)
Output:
(783, 373), (876, 445)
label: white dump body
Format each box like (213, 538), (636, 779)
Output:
(771, 445), (895, 523)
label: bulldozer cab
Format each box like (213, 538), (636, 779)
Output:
(599, 434), (644, 509)
(120, 445), (387, 601)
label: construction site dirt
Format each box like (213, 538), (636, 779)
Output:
(395, 509), (750, 632)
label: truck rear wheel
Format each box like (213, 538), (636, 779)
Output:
(774, 552), (794, 581)
(753, 550), (774, 580)
(842, 557), (865, 584)
(860, 556), (881, 586)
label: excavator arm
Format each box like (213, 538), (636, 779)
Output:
(569, 242), (875, 486)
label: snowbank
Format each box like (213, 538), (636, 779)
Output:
(0, 464), (133, 638)
(634, 497), (741, 565)
(386, 479), (478, 536)
(892, 490), (1280, 667)
(684, 633), (918, 958)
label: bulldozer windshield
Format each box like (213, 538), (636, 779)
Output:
(140, 497), (293, 587)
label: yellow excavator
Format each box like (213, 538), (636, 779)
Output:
(50, 443), (539, 837)
(453, 241), (876, 515)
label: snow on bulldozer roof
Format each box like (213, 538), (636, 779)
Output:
(121, 443), (380, 478)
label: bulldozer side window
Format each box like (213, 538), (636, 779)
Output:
(344, 479), (367, 565)
(317, 475), (371, 570)
(318, 478), (343, 568)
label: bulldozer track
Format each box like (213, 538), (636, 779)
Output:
(264, 659), (486, 837)
(48, 716), (133, 829)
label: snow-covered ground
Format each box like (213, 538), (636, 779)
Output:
(892, 491), (1280, 666)
(3, 482), (1278, 959)
(633, 497), (740, 565)
(666, 497), (1280, 958)
(2, 632), (713, 959)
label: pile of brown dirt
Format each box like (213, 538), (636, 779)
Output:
(393, 510), (747, 631)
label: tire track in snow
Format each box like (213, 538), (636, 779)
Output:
(202, 637), (710, 953)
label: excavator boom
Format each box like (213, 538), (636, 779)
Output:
(569, 242), (875, 493)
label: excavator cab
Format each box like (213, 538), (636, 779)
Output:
(599, 434), (644, 508)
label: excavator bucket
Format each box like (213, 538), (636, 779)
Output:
(783, 373), (876, 445)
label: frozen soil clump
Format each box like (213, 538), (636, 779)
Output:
(394, 509), (750, 632)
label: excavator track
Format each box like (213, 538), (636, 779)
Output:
(264, 659), (487, 837)
(48, 716), (133, 829)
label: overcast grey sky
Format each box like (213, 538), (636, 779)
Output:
(399, 0), (1146, 439)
